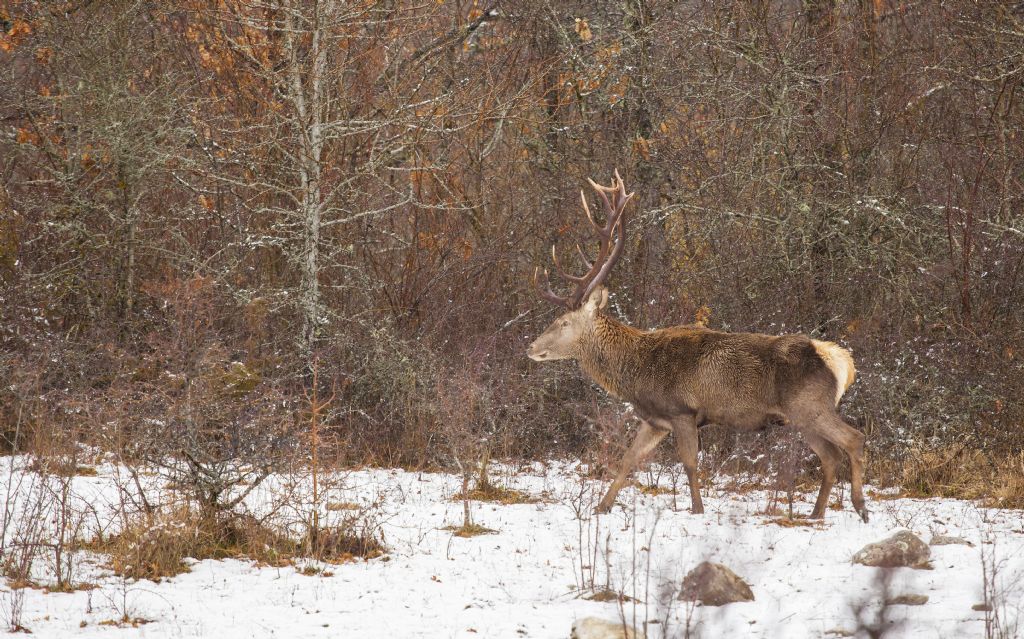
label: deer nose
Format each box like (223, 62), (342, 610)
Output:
(527, 342), (547, 361)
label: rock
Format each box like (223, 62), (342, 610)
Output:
(570, 617), (644, 639)
(930, 534), (973, 547)
(679, 561), (754, 606)
(852, 531), (931, 569)
(972, 603), (993, 612)
(887, 594), (928, 606)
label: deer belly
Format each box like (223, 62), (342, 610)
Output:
(705, 407), (779, 432)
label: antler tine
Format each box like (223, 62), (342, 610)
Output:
(585, 179), (614, 232)
(575, 243), (593, 271)
(580, 189), (599, 232)
(551, 245), (588, 283)
(612, 169), (630, 206)
(533, 266), (571, 309)
(579, 213), (627, 303)
(574, 171), (632, 304)
(592, 187), (617, 236)
(586, 174), (633, 236)
(534, 170), (634, 309)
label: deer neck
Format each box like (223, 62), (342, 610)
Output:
(577, 315), (643, 400)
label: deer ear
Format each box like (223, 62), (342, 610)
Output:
(583, 286), (609, 315)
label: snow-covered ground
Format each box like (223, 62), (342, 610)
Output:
(2, 459), (1022, 638)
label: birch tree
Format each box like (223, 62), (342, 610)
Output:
(281, 0), (330, 366)
(185, 0), (502, 372)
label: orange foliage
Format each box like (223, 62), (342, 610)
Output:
(15, 127), (39, 145)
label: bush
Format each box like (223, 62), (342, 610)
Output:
(94, 507), (296, 581)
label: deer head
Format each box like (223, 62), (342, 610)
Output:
(527, 171), (633, 362)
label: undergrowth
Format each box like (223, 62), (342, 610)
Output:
(89, 505), (390, 582)
(878, 448), (1024, 509)
(305, 514), (387, 562)
(87, 507), (296, 581)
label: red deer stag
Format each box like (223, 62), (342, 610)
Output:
(527, 171), (867, 522)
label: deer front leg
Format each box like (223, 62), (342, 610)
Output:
(595, 420), (670, 514)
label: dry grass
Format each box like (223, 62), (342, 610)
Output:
(866, 488), (913, 501)
(88, 507), (296, 581)
(298, 564), (335, 576)
(26, 456), (98, 478)
(887, 594), (929, 606)
(2, 576), (38, 591)
(890, 447), (1024, 508)
(453, 479), (536, 505)
(766, 516), (825, 529)
(325, 500), (361, 511)
(304, 524), (386, 563)
(583, 588), (637, 603)
(44, 581), (97, 594)
(86, 511), (193, 581)
(637, 482), (674, 496)
(444, 523), (498, 537)
(988, 475), (1024, 509)
(98, 617), (153, 628)
(718, 476), (776, 494)
(576, 463), (608, 480)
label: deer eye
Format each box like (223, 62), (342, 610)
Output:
(561, 320), (570, 328)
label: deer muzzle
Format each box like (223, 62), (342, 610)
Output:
(527, 342), (549, 361)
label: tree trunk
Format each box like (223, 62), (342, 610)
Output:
(284, 0), (333, 369)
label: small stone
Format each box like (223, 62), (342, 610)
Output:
(930, 534), (973, 547)
(887, 594), (928, 606)
(570, 617), (644, 639)
(852, 531), (931, 569)
(679, 561), (754, 606)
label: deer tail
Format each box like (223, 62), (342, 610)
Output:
(812, 340), (857, 406)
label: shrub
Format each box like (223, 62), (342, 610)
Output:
(95, 507), (296, 581)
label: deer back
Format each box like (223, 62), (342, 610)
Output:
(578, 318), (838, 428)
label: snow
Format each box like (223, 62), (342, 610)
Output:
(2, 460), (1022, 638)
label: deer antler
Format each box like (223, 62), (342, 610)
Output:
(534, 170), (634, 309)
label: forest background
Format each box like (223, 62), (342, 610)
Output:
(2, 0), (1023, 505)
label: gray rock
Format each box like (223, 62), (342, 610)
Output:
(930, 534), (973, 547)
(853, 531), (931, 569)
(679, 561), (754, 606)
(570, 617), (644, 639)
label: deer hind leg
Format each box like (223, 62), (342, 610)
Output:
(595, 419), (669, 514)
(801, 432), (841, 519)
(805, 411), (869, 522)
(671, 415), (704, 514)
